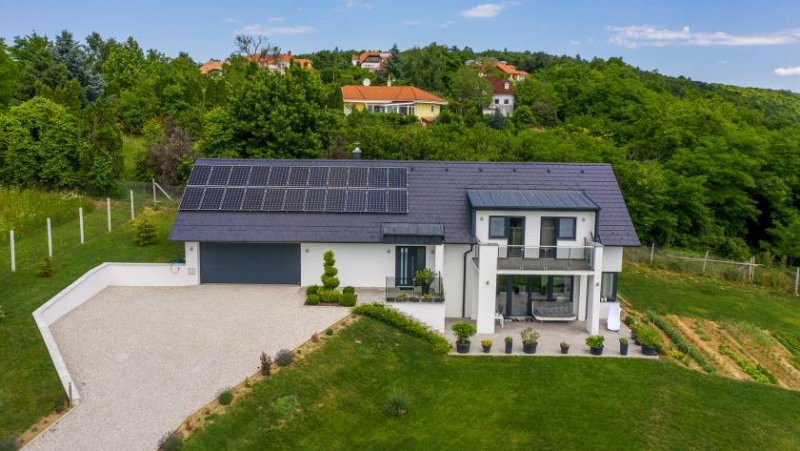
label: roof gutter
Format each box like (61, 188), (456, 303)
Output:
(461, 242), (475, 318)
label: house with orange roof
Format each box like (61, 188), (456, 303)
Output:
(495, 61), (529, 82)
(199, 60), (224, 75)
(199, 51), (312, 75)
(293, 58), (313, 70)
(351, 50), (392, 72)
(341, 83), (448, 120)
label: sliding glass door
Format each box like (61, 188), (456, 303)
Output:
(496, 275), (574, 317)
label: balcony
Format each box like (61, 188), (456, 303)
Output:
(385, 274), (445, 303)
(497, 245), (594, 271)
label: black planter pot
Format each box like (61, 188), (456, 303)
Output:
(456, 342), (471, 354)
(482, 345), (492, 353)
(620, 343), (629, 356)
(523, 343), (538, 354)
(421, 284), (431, 295)
(641, 345), (658, 356)
(590, 346), (604, 356)
(505, 342), (513, 354)
(560, 346), (570, 354)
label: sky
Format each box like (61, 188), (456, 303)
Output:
(2, 0), (800, 91)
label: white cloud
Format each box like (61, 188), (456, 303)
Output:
(775, 66), (800, 76)
(609, 25), (800, 48)
(236, 24), (315, 36)
(223, 17), (242, 24)
(461, 3), (505, 19)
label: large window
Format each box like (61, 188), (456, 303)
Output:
(601, 272), (618, 302)
(557, 217), (576, 240)
(489, 216), (507, 238)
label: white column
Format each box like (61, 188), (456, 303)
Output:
(476, 245), (498, 334)
(79, 207), (84, 244)
(47, 218), (53, 257)
(184, 242), (200, 285)
(130, 190), (135, 220)
(9, 230), (15, 272)
(433, 244), (445, 276)
(575, 274), (587, 320)
(106, 198), (112, 232)
(585, 245), (604, 334)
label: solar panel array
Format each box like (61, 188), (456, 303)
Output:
(180, 165), (409, 214)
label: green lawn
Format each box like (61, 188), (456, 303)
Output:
(0, 200), (180, 438)
(184, 318), (800, 451)
(618, 264), (800, 332)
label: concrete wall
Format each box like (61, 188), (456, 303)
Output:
(388, 302), (446, 332)
(602, 246), (623, 272)
(32, 263), (199, 405)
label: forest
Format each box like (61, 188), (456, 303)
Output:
(1, 32), (800, 261)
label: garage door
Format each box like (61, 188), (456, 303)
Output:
(200, 243), (301, 284)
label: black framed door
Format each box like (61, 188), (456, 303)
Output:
(507, 217), (525, 257)
(396, 246), (426, 286)
(540, 218), (557, 258)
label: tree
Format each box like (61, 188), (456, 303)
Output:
(145, 119), (197, 186)
(234, 33), (278, 59)
(53, 30), (105, 102)
(447, 66), (491, 115)
(512, 105), (535, 130)
(0, 39), (19, 108)
(11, 33), (68, 101)
(102, 37), (146, 93)
(384, 44), (403, 81)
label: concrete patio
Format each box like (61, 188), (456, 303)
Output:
(444, 318), (655, 358)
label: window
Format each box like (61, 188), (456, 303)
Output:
(430, 105), (435, 113)
(503, 99), (509, 104)
(601, 272), (618, 302)
(557, 217), (576, 240)
(494, 99), (500, 105)
(489, 217), (507, 238)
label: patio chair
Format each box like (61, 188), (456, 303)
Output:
(495, 310), (504, 328)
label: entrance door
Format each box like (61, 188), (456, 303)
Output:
(396, 246), (426, 286)
(540, 218), (556, 258)
(507, 217), (525, 258)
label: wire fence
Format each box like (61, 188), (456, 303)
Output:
(625, 244), (800, 296)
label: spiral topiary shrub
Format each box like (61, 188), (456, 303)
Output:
(320, 250), (340, 290)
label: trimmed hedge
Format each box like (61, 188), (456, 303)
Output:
(340, 293), (357, 307)
(306, 294), (320, 305)
(343, 286), (355, 295)
(353, 303), (451, 354)
(306, 285), (320, 296)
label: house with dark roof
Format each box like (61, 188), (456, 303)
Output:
(170, 159), (639, 335)
(483, 78), (515, 117)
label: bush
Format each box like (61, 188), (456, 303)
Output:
(481, 338), (493, 347)
(647, 311), (714, 373)
(273, 395), (299, 419)
(343, 286), (355, 295)
(133, 208), (158, 246)
(305, 285), (320, 296)
(586, 335), (605, 349)
(719, 345), (776, 384)
(306, 294), (320, 305)
(451, 322), (477, 345)
(340, 292), (357, 307)
(275, 349), (294, 367)
(260, 352), (272, 376)
(520, 326), (540, 345)
(353, 303), (452, 354)
(505, 336), (513, 344)
(217, 388), (234, 406)
(157, 430), (183, 451)
(636, 325), (662, 351)
(320, 250), (340, 290)
(36, 258), (54, 278)
(325, 328), (334, 336)
(318, 289), (341, 304)
(385, 388), (410, 417)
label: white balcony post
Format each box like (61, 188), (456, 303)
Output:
(585, 245), (603, 334)
(476, 244), (499, 333)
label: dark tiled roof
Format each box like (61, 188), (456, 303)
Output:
(467, 189), (599, 211)
(169, 159), (640, 246)
(382, 223), (445, 237)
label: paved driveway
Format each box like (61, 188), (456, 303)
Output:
(26, 285), (349, 451)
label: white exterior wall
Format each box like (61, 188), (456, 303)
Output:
(185, 241), (200, 282)
(443, 244), (471, 317)
(474, 209), (596, 249)
(602, 246), (623, 272)
(476, 245), (499, 333)
(485, 94), (515, 117)
(388, 302), (446, 332)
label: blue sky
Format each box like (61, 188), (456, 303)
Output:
(3, 0), (800, 91)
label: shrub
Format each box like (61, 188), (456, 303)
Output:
(157, 430), (183, 451)
(647, 311), (714, 373)
(451, 322), (477, 344)
(619, 337), (628, 345)
(520, 327), (540, 345)
(505, 336), (513, 344)
(636, 325), (662, 351)
(414, 267), (435, 287)
(340, 292), (357, 307)
(481, 338), (493, 347)
(305, 285), (320, 296)
(586, 335), (605, 349)
(133, 208), (158, 246)
(217, 388), (234, 406)
(325, 328), (334, 336)
(719, 345), (776, 384)
(273, 395), (299, 419)
(36, 258), (54, 278)
(560, 341), (570, 349)
(353, 303), (452, 353)
(320, 250), (340, 290)
(306, 294), (320, 305)
(275, 349), (294, 367)
(260, 352), (272, 376)
(318, 289), (341, 304)
(343, 286), (355, 295)
(385, 388), (410, 417)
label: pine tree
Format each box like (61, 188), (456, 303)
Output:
(133, 208), (158, 246)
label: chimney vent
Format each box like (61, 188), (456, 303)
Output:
(353, 147), (362, 160)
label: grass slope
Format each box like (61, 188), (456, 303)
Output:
(0, 201), (179, 437)
(184, 318), (800, 451)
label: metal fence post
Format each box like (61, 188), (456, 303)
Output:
(152, 178), (157, 203)
(9, 230), (15, 272)
(130, 190), (135, 220)
(702, 250), (709, 273)
(795, 267), (799, 297)
(749, 256), (755, 282)
(107, 197), (112, 232)
(79, 207), (84, 244)
(47, 218), (53, 257)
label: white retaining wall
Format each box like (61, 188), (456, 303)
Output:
(32, 263), (199, 405)
(387, 302), (446, 332)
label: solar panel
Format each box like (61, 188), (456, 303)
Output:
(180, 186), (204, 210)
(228, 166), (251, 186)
(249, 166), (271, 186)
(387, 168), (407, 188)
(288, 167), (310, 187)
(325, 189), (347, 212)
(386, 190), (408, 213)
(268, 166), (289, 186)
(366, 190), (386, 213)
(368, 168), (388, 188)
(304, 189), (326, 211)
(308, 167), (329, 187)
(328, 167), (349, 187)
(208, 166), (232, 185)
(220, 187), (245, 211)
(262, 188), (286, 211)
(241, 188), (265, 211)
(284, 189), (306, 211)
(200, 187), (224, 210)
(187, 166), (211, 186)
(346, 189), (367, 212)
(349, 167), (368, 187)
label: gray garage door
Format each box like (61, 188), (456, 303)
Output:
(200, 243), (301, 284)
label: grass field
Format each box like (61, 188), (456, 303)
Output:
(0, 189), (94, 245)
(183, 317), (800, 450)
(0, 199), (180, 438)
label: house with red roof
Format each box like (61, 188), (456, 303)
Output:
(495, 61), (529, 82)
(351, 50), (392, 72)
(483, 78), (516, 117)
(341, 83), (448, 120)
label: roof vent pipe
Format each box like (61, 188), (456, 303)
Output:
(352, 147), (362, 160)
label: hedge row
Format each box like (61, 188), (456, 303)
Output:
(353, 303), (452, 354)
(718, 345), (777, 384)
(646, 311), (715, 374)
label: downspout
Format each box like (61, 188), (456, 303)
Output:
(461, 242), (476, 318)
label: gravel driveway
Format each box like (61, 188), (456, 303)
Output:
(25, 285), (349, 451)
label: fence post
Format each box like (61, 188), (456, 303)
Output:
(649, 243), (655, 265)
(79, 207), (84, 244)
(9, 230), (15, 272)
(795, 267), (799, 297)
(47, 218), (53, 257)
(152, 178), (157, 203)
(749, 256), (755, 283)
(702, 250), (709, 274)
(106, 198), (112, 232)
(130, 190), (135, 221)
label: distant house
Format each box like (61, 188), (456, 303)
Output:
(293, 58), (314, 70)
(352, 51), (392, 72)
(483, 78), (515, 117)
(495, 61), (529, 82)
(341, 84), (448, 120)
(199, 51), (311, 75)
(199, 60), (224, 75)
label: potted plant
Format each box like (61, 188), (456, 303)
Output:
(586, 335), (605, 355)
(619, 337), (629, 356)
(520, 327), (540, 354)
(504, 336), (513, 354)
(451, 322), (477, 354)
(637, 326), (661, 356)
(630, 324), (640, 345)
(415, 267), (436, 294)
(481, 338), (493, 353)
(560, 342), (570, 354)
